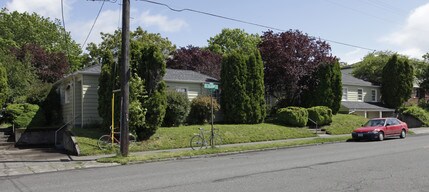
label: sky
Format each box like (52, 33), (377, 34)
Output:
(2, 0), (429, 64)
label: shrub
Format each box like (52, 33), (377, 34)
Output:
(187, 96), (220, 124)
(400, 105), (429, 125)
(162, 91), (190, 127)
(5, 103), (45, 128)
(276, 107), (308, 127)
(307, 106), (333, 126)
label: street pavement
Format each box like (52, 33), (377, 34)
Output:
(1, 127), (428, 177)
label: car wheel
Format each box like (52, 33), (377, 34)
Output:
(378, 132), (384, 141)
(400, 129), (406, 139)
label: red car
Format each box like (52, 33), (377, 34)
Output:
(351, 118), (408, 141)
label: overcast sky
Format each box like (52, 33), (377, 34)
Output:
(2, 0), (429, 64)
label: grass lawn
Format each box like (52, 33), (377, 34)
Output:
(323, 114), (368, 135)
(73, 123), (315, 156)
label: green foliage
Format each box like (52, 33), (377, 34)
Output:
(0, 9), (82, 70)
(98, 51), (119, 129)
(187, 96), (220, 125)
(352, 51), (394, 85)
(0, 64), (8, 107)
(208, 28), (261, 55)
(5, 103), (45, 128)
(246, 50), (266, 123)
(276, 107), (308, 127)
(221, 51), (250, 123)
(163, 91), (190, 127)
(307, 106), (333, 126)
(381, 54), (414, 108)
(129, 75), (147, 134)
(301, 60), (342, 114)
(399, 105), (429, 126)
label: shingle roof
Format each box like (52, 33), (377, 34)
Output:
(164, 69), (217, 83)
(63, 64), (217, 83)
(341, 101), (394, 111)
(341, 70), (378, 87)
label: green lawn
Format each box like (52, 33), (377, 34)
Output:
(323, 114), (368, 135)
(73, 114), (366, 156)
(73, 123), (315, 156)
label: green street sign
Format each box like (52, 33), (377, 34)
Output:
(204, 83), (218, 90)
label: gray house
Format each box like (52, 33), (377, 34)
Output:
(340, 68), (395, 118)
(55, 64), (218, 128)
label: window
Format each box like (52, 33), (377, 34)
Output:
(176, 88), (187, 93)
(357, 89), (363, 101)
(342, 88), (348, 101)
(64, 84), (71, 104)
(371, 89), (377, 102)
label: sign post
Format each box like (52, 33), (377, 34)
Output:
(204, 83), (218, 148)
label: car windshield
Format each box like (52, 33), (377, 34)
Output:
(364, 119), (385, 127)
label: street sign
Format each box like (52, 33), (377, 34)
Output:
(204, 83), (218, 90)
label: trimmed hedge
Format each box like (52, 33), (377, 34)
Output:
(400, 105), (429, 125)
(187, 96), (220, 125)
(277, 107), (308, 127)
(162, 91), (190, 127)
(307, 106), (333, 126)
(5, 103), (45, 128)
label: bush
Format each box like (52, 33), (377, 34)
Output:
(5, 103), (45, 128)
(307, 106), (333, 126)
(162, 91), (190, 127)
(276, 107), (308, 127)
(187, 96), (220, 124)
(400, 105), (429, 125)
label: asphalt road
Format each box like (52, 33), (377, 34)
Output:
(2, 134), (429, 192)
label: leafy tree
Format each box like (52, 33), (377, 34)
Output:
(0, 9), (82, 71)
(97, 51), (119, 128)
(0, 64), (8, 107)
(11, 44), (69, 83)
(301, 60), (342, 114)
(221, 51), (250, 123)
(259, 30), (335, 107)
(352, 51), (395, 85)
(245, 49), (266, 123)
(133, 45), (167, 140)
(208, 28), (260, 55)
(167, 45), (222, 79)
(96, 28), (171, 140)
(381, 54), (414, 108)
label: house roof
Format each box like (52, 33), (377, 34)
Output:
(341, 70), (379, 87)
(164, 69), (217, 83)
(55, 64), (217, 84)
(341, 101), (395, 112)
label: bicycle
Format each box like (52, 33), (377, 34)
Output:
(190, 127), (222, 150)
(98, 126), (137, 150)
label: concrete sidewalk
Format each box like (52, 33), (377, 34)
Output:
(1, 127), (428, 177)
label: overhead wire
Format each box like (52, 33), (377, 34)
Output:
(82, 0), (106, 50)
(137, 0), (376, 52)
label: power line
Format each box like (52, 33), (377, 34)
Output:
(137, 0), (376, 52)
(82, 0), (106, 50)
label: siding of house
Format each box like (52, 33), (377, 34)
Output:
(166, 81), (204, 100)
(343, 85), (381, 102)
(61, 81), (73, 124)
(82, 74), (102, 126)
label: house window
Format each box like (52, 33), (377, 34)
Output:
(357, 89), (363, 101)
(342, 87), (348, 101)
(176, 88), (187, 93)
(371, 89), (377, 102)
(64, 84), (71, 104)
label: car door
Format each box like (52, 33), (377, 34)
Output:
(390, 119), (402, 135)
(384, 119), (395, 136)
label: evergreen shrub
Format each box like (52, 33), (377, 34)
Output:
(307, 106), (333, 126)
(277, 106), (308, 127)
(187, 96), (219, 125)
(163, 91), (190, 127)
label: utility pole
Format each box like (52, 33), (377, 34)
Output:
(120, 0), (130, 156)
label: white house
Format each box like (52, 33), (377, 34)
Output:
(54, 64), (218, 128)
(339, 67), (395, 118)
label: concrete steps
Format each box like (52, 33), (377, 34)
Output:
(0, 128), (15, 150)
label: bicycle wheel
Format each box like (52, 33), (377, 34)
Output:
(98, 135), (113, 150)
(190, 135), (204, 150)
(210, 134), (223, 148)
